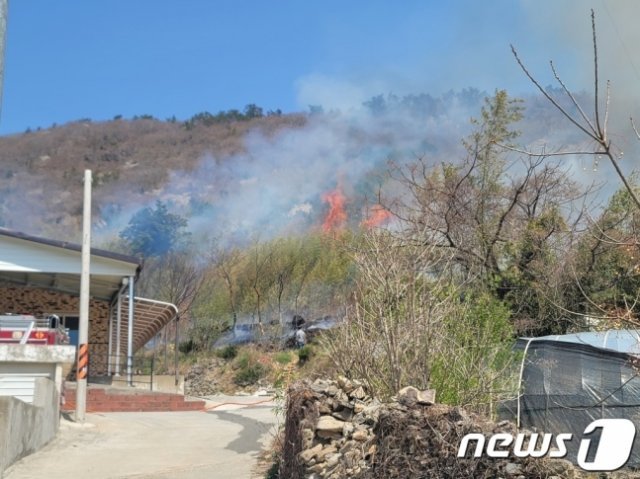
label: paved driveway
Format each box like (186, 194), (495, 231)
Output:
(4, 396), (279, 479)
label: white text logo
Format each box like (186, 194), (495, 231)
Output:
(457, 418), (636, 472)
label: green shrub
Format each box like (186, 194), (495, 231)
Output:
(178, 339), (195, 354)
(429, 293), (515, 414)
(264, 461), (279, 479)
(274, 351), (292, 365)
(297, 345), (312, 364)
(232, 350), (268, 386)
(215, 345), (238, 360)
(233, 363), (267, 386)
(234, 351), (250, 369)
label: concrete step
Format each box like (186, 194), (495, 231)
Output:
(62, 384), (205, 412)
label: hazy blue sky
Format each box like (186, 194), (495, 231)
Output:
(1, 0), (638, 135)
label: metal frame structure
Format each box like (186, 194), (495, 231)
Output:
(107, 294), (179, 386)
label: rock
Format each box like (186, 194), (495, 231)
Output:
(417, 389), (436, 405)
(396, 386), (436, 406)
(332, 408), (353, 422)
(334, 388), (350, 405)
(339, 440), (356, 454)
(317, 430), (343, 440)
(316, 415), (345, 433)
(350, 386), (367, 400)
(310, 379), (331, 394)
(283, 379), (589, 479)
(326, 384), (340, 396)
(325, 453), (342, 468)
(544, 459), (576, 478)
(317, 445), (338, 461)
(301, 427), (314, 449)
(308, 463), (325, 474)
(505, 463), (522, 475)
(300, 443), (323, 463)
(337, 375), (354, 393)
(352, 429), (369, 442)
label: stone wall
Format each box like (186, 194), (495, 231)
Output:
(281, 379), (612, 479)
(0, 284), (109, 375)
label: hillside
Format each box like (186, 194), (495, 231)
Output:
(0, 89), (622, 249)
(0, 113), (306, 242)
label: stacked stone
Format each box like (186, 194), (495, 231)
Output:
(184, 363), (219, 397)
(294, 377), (384, 479)
(284, 379), (595, 479)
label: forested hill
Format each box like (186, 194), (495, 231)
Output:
(0, 109), (306, 242)
(0, 88), (615, 247)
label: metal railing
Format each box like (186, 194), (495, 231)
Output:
(85, 353), (156, 391)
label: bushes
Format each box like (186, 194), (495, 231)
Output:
(192, 233), (354, 332)
(296, 345), (312, 365)
(429, 293), (515, 413)
(178, 339), (196, 354)
(233, 350), (269, 386)
(274, 351), (292, 365)
(216, 345), (238, 360)
(234, 363), (267, 386)
(322, 231), (516, 414)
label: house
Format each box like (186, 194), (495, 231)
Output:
(0, 227), (178, 383)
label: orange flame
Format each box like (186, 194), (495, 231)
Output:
(361, 204), (392, 229)
(321, 188), (347, 233)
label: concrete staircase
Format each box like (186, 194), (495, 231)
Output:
(62, 383), (205, 412)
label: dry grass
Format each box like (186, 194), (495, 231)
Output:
(0, 115), (306, 240)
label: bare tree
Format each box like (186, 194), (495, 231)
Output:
(384, 91), (587, 334)
(322, 231), (452, 398)
(322, 230), (515, 413)
(248, 240), (274, 326)
(510, 10), (640, 211)
(509, 10), (640, 328)
(210, 247), (244, 329)
(136, 249), (204, 369)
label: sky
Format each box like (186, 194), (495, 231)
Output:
(1, 1), (640, 135)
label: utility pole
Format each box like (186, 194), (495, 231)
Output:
(0, 0), (8, 121)
(76, 170), (92, 422)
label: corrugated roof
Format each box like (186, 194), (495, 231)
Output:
(115, 297), (179, 353)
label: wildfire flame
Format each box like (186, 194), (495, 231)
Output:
(321, 188), (347, 233)
(361, 204), (392, 229)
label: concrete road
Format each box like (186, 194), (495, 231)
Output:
(4, 396), (279, 479)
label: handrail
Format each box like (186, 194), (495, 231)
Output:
(85, 352), (156, 391)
